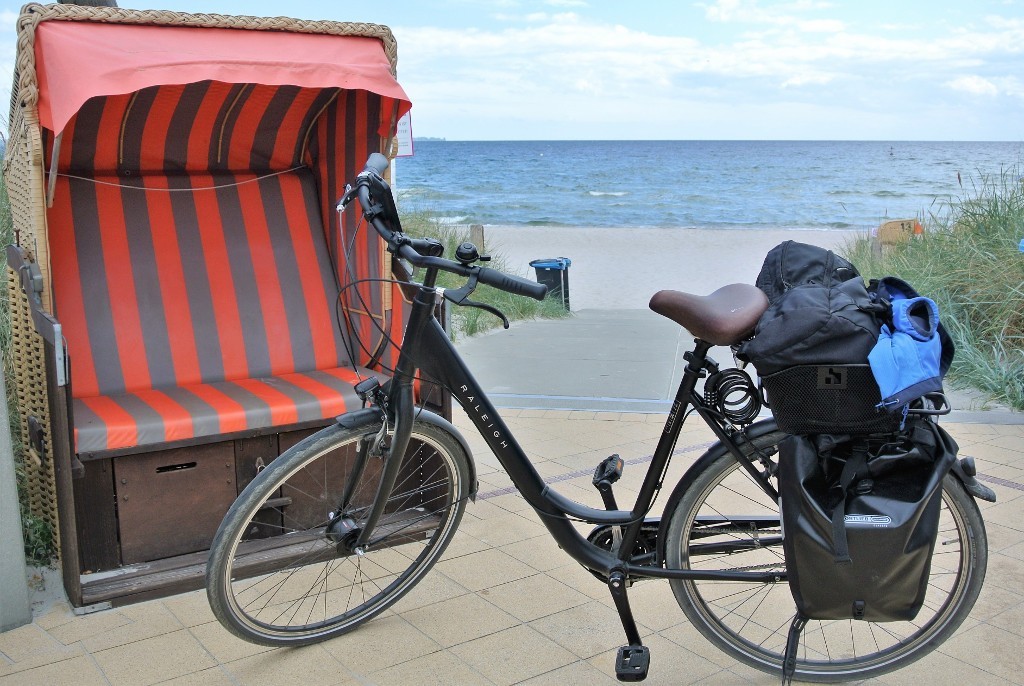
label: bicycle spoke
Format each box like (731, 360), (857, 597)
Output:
(233, 538), (335, 600)
(734, 583), (775, 637)
(867, 621), (881, 654)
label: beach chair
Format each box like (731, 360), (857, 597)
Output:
(3, 3), (423, 607)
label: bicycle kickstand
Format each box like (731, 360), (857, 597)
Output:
(608, 569), (650, 682)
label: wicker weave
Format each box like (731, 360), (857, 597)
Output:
(3, 3), (403, 564)
(4, 7), (58, 546)
(5, 273), (59, 550)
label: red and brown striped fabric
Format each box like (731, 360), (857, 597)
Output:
(71, 368), (366, 455)
(51, 82), (345, 174)
(49, 170), (353, 395)
(45, 81), (407, 454)
(312, 88), (403, 372)
(48, 170), (372, 453)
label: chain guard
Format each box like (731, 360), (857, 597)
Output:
(584, 518), (661, 583)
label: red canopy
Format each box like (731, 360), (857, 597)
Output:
(34, 21), (412, 136)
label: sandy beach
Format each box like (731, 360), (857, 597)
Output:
(481, 225), (867, 310)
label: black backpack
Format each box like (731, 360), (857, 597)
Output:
(778, 420), (958, 622)
(737, 241), (896, 434)
(737, 241), (885, 377)
(754, 240), (861, 304)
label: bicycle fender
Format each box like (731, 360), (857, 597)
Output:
(950, 458), (997, 503)
(337, 407), (384, 430)
(335, 407), (478, 501)
(656, 419), (781, 565)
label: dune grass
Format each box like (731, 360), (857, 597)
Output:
(842, 168), (1024, 410)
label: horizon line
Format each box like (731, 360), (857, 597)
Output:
(411, 138), (1023, 144)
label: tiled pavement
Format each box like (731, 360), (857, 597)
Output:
(2, 409), (1023, 686)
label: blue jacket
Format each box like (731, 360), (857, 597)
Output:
(868, 296), (943, 412)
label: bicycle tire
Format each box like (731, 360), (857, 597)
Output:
(207, 419), (471, 646)
(664, 430), (987, 682)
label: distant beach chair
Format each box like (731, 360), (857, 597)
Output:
(879, 219), (923, 244)
(873, 218), (924, 255)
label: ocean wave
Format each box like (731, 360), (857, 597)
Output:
(429, 215), (471, 225)
(525, 219), (571, 226)
(395, 186), (447, 198)
(588, 191), (629, 197)
(872, 190), (906, 197)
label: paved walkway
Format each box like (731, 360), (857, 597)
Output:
(2, 312), (1022, 685)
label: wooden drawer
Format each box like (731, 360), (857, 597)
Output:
(114, 443), (236, 564)
(234, 435), (278, 493)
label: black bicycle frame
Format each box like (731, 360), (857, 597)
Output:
(364, 275), (781, 585)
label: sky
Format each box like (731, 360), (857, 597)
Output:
(1, 0), (1022, 140)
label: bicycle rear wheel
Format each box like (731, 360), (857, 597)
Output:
(207, 419), (471, 646)
(664, 430), (987, 682)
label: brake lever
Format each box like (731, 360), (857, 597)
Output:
(336, 183), (357, 212)
(440, 273), (510, 329)
(442, 272), (479, 305)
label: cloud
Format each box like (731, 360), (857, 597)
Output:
(999, 76), (1024, 98)
(798, 19), (844, 33)
(404, 3), (1014, 138)
(946, 75), (999, 96)
(0, 0), (1017, 140)
(781, 72), (834, 87)
(396, 8), (1024, 114)
(704, 0), (785, 24)
(702, 0), (840, 31)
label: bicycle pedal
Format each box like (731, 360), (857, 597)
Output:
(593, 454), (624, 487)
(615, 645), (650, 682)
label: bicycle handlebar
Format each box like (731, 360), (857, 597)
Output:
(351, 156), (549, 302)
(477, 267), (548, 300)
(364, 152), (390, 177)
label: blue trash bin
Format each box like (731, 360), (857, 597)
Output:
(529, 257), (571, 310)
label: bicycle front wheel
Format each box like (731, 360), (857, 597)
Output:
(207, 419), (471, 646)
(664, 430), (987, 682)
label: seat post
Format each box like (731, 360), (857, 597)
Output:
(684, 339), (714, 378)
(663, 337), (714, 433)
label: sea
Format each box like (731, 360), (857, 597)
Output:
(393, 140), (1023, 231)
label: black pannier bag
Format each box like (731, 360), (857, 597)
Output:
(736, 241), (894, 433)
(778, 420), (958, 622)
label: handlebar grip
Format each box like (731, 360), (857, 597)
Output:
(477, 267), (549, 301)
(364, 153), (390, 176)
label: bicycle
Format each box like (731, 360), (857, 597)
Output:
(206, 153), (993, 683)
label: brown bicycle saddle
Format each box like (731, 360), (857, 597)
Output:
(649, 284), (768, 346)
